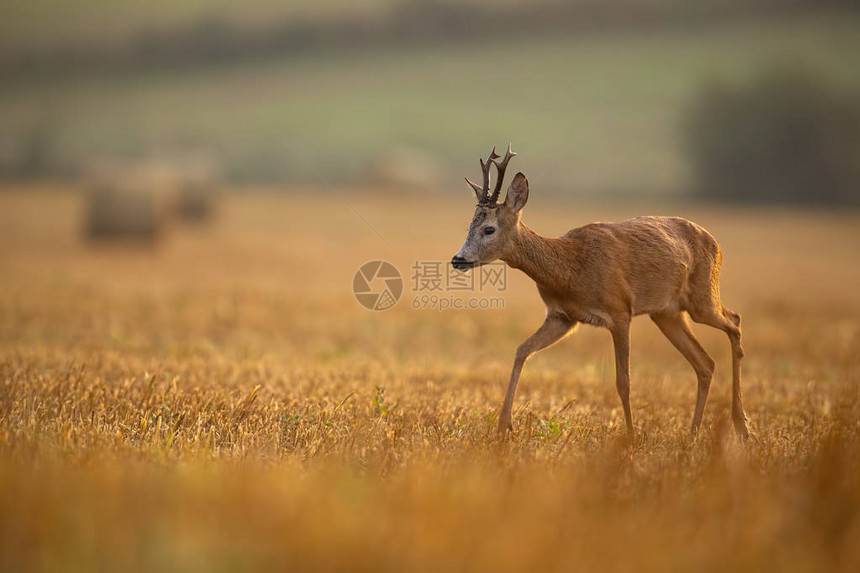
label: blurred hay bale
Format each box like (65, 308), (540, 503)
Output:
(84, 162), (179, 242)
(175, 158), (220, 223)
(684, 66), (860, 206)
(368, 147), (444, 190)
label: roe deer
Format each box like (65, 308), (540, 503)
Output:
(451, 145), (750, 439)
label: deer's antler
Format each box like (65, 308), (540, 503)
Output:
(489, 143), (516, 203)
(465, 147), (500, 203)
(466, 144), (516, 204)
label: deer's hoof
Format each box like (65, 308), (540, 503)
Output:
(733, 414), (752, 441)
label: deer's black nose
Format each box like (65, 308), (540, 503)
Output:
(451, 256), (474, 271)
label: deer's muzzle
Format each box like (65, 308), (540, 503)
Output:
(451, 256), (474, 271)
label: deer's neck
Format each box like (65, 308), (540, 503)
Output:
(503, 224), (571, 290)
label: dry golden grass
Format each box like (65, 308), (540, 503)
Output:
(1, 185), (859, 572)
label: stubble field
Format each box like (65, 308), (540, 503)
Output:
(1, 186), (859, 572)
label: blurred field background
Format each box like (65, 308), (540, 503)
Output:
(2, 1), (860, 196)
(2, 1), (860, 572)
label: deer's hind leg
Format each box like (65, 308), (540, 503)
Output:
(650, 311), (716, 435)
(688, 304), (750, 439)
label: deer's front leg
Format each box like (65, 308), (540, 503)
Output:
(610, 319), (634, 435)
(498, 312), (575, 435)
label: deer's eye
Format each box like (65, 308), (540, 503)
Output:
(483, 226), (496, 236)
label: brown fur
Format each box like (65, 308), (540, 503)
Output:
(453, 172), (750, 439)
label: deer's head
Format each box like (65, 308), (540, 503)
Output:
(451, 144), (529, 270)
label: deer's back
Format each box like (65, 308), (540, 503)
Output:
(552, 216), (720, 319)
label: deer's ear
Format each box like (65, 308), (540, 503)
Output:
(504, 172), (529, 212)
